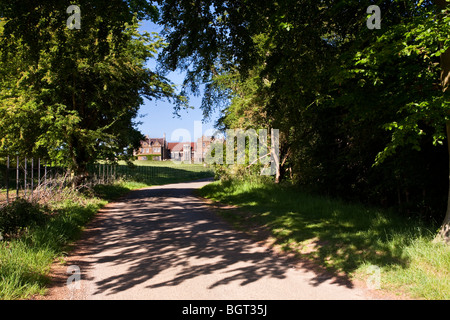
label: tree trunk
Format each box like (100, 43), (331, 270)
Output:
(435, 0), (450, 243)
(438, 121), (450, 243)
(68, 135), (90, 187)
(272, 129), (280, 183)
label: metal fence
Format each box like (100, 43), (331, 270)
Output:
(99, 163), (214, 184)
(0, 156), (77, 205)
(1, 157), (214, 206)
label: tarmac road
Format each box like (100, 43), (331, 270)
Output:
(54, 179), (372, 300)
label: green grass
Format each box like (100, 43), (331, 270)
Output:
(0, 196), (106, 299)
(100, 161), (214, 186)
(0, 182), (139, 299)
(91, 180), (148, 201)
(197, 179), (450, 300)
(129, 160), (207, 167)
(0, 182), (139, 300)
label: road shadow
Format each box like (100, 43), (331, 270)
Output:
(64, 181), (359, 298)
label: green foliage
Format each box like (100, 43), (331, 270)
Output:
(213, 163), (273, 185)
(0, 196), (106, 299)
(0, 2), (187, 175)
(348, 4), (450, 164)
(158, 0), (450, 223)
(0, 199), (48, 238)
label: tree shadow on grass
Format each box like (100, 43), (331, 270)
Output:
(114, 165), (214, 187)
(199, 182), (413, 278)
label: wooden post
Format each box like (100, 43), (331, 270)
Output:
(16, 156), (19, 199)
(37, 158), (40, 200)
(43, 163), (47, 198)
(24, 157), (27, 199)
(31, 158), (34, 201)
(6, 155), (9, 204)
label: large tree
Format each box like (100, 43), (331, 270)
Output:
(0, 1), (186, 179)
(435, 0), (450, 242)
(352, 1), (449, 242)
(157, 0), (450, 242)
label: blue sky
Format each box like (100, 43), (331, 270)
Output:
(137, 20), (223, 143)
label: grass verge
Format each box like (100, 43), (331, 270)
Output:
(0, 198), (106, 299)
(197, 179), (450, 300)
(0, 180), (146, 300)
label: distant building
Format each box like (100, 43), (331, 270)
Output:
(134, 134), (168, 161)
(135, 134), (224, 162)
(167, 142), (195, 162)
(194, 135), (224, 163)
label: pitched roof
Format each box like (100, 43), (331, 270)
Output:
(141, 138), (164, 146)
(167, 142), (195, 151)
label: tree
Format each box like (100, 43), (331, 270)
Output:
(158, 0), (450, 240)
(435, 0), (450, 242)
(0, 1), (186, 181)
(351, 1), (449, 241)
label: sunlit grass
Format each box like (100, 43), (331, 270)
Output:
(0, 196), (105, 299)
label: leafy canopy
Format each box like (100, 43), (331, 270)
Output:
(0, 1), (187, 172)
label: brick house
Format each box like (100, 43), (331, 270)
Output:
(169, 136), (222, 163)
(134, 135), (169, 161)
(194, 135), (218, 163)
(135, 134), (222, 162)
(167, 142), (195, 162)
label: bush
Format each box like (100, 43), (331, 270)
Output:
(0, 199), (48, 238)
(213, 164), (274, 184)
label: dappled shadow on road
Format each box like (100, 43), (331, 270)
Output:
(74, 181), (356, 298)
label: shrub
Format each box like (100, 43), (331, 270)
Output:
(213, 164), (274, 184)
(0, 199), (48, 238)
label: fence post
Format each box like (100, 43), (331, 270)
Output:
(31, 158), (34, 202)
(37, 158), (40, 200)
(16, 156), (19, 199)
(44, 163), (47, 195)
(24, 157), (27, 199)
(6, 155), (9, 204)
